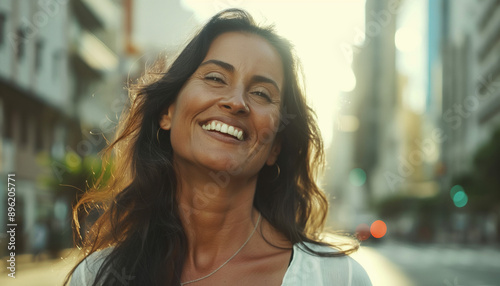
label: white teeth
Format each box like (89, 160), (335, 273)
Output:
(202, 120), (244, 141)
(221, 124), (228, 133)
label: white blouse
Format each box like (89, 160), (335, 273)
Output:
(282, 242), (372, 286)
(70, 242), (372, 286)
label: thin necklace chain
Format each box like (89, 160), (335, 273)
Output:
(180, 213), (262, 286)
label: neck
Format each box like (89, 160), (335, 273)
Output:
(175, 161), (260, 271)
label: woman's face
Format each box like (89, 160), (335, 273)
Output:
(160, 32), (284, 178)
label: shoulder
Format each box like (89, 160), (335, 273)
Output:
(282, 242), (372, 286)
(70, 247), (114, 286)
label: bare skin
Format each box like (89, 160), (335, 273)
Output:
(159, 32), (293, 285)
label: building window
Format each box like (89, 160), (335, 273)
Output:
(0, 12), (6, 47)
(35, 111), (44, 152)
(35, 39), (44, 72)
(16, 27), (25, 60)
(51, 123), (66, 159)
(4, 105), (12, 140)
(52, 50), (63, 80)
(20, 112), (28, 146)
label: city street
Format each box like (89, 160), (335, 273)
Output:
(0, 249), (81, 286)
(361, 241), (500, 286)
(1, 242), (499, 285)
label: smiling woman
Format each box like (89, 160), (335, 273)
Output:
(65, 9), (371, 286)
(161, 32), (283, 179)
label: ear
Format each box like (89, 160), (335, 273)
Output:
(159, 104), (174, 130)
(266, 137), (282, 166)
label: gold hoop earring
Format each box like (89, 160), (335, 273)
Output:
(271, 163), (280, 182)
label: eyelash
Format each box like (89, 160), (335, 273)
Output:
(251, 91), (272, 102)
(204, 74), (225, 84)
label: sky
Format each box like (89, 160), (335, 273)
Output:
(134, 0), (366, 148)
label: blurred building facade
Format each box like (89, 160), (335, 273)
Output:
(0, 0), (124, 256)
(440, 0), (500, 160)
(328, 0), (500, 244)
(437, 0), (500, 244)
(326, 0), (400, 231)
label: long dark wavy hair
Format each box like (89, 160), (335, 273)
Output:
(65, 8), (358, 286)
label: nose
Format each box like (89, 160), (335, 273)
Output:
(218, 88), (249, 115)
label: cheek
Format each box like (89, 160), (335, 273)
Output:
(254, 108), (281, 145)
(169, 125), (187, 156)
(170, 85), (207, 123)
(167, 102), (193, 151)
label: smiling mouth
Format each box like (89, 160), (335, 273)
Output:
(201, 120), (244, 141)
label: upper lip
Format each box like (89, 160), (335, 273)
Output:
(200, 116), (248, 140)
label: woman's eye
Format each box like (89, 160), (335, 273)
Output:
(207, 76), (223, 82)
(204, 73), (225, 84)
(252, 91), (272, 102)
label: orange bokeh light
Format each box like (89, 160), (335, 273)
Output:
(355, 223), (370, 241)
(370, 220), (387, 238)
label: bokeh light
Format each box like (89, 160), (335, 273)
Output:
(65, 151), (82, 171)
(395, 26), (422, 53)
(450, 185), (464, 199)
(453, 191), (468, 208)
(349, 168), (367, 186)
(370, 220), (387, 238)
(355, 223), (371, 241)
(450, 185), (468, 208)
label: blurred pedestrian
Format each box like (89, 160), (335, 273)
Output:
(31, 219), (48, 262)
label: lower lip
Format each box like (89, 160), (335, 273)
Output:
(202, 127), (243, 143)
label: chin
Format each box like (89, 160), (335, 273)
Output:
(202, 156), (242, 174)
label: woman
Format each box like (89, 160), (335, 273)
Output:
(66, 9), (372, 286)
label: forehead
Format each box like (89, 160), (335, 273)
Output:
(203, 32), (284, 88)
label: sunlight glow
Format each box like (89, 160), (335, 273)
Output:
(181, 0), (366, 148)
(395, 0), (428, 114)
(338, 115), (360, 132)
(395, 27), (422, 53)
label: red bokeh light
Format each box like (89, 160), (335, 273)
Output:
(355, 223), (370, 241)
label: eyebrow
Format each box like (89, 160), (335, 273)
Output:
(199, 59), (281, 93)
(199, 59), (234, 72)
(250, 75), (281, 93)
